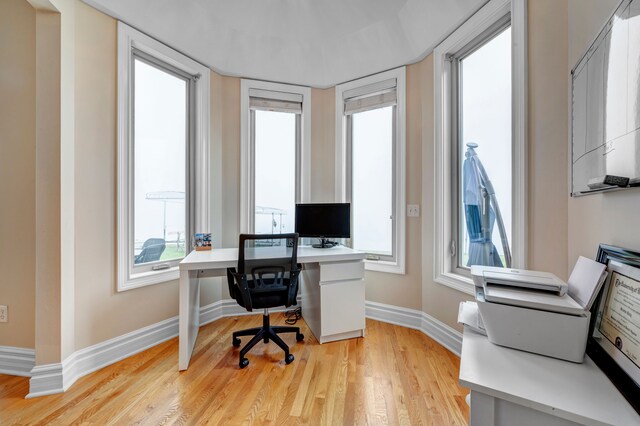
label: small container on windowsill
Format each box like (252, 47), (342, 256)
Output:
(194, 233), (212, 251)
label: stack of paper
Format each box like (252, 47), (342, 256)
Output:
(568, 256), (608, 310)
(458, 301), (486, 335)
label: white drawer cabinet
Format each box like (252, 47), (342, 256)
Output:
(301, 260), (365, 344)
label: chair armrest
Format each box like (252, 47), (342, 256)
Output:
(228, 268), (253, 311)
(226, 268), (237, 298)
(287, 268), (301, 306)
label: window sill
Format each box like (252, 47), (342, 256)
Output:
(434, 271), (475, 295)
(365, 259), (405, 275)
(118, 266), (179, 292)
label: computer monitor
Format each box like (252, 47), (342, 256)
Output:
(295, 203), (350, 248)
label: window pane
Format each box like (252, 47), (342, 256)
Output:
(352, 106), (393, 255)
(254, 110), (296, 241)
(459, 27), (512, 268)
(133, 58), (187, 265)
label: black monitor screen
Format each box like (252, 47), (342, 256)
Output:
(295, 203), (350, 238)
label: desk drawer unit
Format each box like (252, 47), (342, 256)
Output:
(301, 259), (366, 344)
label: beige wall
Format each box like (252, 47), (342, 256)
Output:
(56, 0), (77, 362)
(34, 5), (63, 364)
(0, 0), (36, 349)
(200, 71), (224, 305)
(566, 0), (638, 270)
(8, 0), (630, 356)
(73, 3), (180, 349)
(219, 76), (242, 250)
(419, 55), (475, 330)
(201, 71), (240, 304)
(364, 62), (423, 310)
(73, 3), (246, 348)
(216, 74), (241, 300)
(310, 87), (336, 203)
(528, 0), (569, 279)
(568, 0), (618, 67)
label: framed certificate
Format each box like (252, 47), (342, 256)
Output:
(589, 244), (640, 413)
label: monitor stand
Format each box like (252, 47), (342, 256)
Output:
(312, 238), (336, 249)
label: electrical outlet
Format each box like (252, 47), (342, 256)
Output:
(0, 305), (7, 323)
(407, 204), (420, 217)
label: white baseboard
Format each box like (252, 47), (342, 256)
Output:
(365, 301), (423, 329)
(420, 309), (463, 356)
(26, 296), (302, 398)
(25, 297), (458, 397)
(28, 363), (64, 398)
(0, 346), (35, 377)
(198, 299), (227, 325)
(365, 301), (462, 356)
(27, 316), (178, 399)
(199, 296), (302, 326)
(63, 315), (179, 394)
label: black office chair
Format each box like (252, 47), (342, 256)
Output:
(134, 238), (166, 264)
(227, 233), (304, 369)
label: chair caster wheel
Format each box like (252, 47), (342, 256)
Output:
(285, 354), (294, 364)
(296, 333), (304, 342)
(239, 358), (249, 369)
(232, 337), (241, 347)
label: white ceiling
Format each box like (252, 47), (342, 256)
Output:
(84, 0), (486, 88)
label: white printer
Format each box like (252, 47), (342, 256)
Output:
(468, 265), (601, 363)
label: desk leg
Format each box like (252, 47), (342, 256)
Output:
(179, 269), (200, 371)
(469, 391), (495, 426)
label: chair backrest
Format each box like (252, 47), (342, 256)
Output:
(134, 238), (166, 264)
(228, 233), (300, 311)
(237, 233), (298, 273)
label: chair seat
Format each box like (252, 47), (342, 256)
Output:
(234, 290), (294, 310)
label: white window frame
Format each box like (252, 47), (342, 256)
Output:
(117, 22), (211, 291)
(240, 79), (311, 233)
(335, 67), (406, 274)
(432, 0), (527, 295)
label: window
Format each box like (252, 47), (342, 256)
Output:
(434, 0), (526, 294)
(336, 68), (406, 274)
(133, 56), (190, 265)
(253, 107), (297, 235)
(240, 80), (311, 236)
(117, 23), (211, 291)
(453, 22), (512, 274)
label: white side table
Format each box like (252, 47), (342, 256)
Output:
(459, 327), (640, 425)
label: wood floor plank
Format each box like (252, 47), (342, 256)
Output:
(0, 317), (469, 425)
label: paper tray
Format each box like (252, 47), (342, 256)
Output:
(476, 290), (591, 363)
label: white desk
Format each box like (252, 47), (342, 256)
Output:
(178, 246), (366, 370)
(459, 328), (640, 426)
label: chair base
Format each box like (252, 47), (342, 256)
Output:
(232, 311), (304, 368)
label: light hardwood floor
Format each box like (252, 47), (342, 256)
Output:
(1, 317), (469, 425)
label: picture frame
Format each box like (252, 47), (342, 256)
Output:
(588, 243), (640, 413)
(194, 233), (212, 251)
